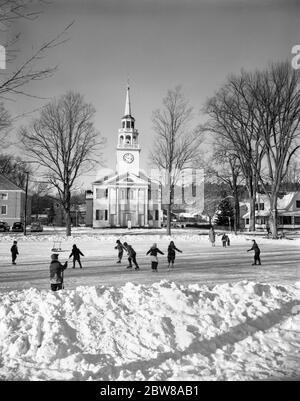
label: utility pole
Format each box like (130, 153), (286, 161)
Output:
(24, 171), (29, 236)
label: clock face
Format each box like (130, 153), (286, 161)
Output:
(123, 153), (134, 164)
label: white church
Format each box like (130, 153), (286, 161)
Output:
(87, 86), (163, 228)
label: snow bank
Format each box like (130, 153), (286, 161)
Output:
(0, 280), (299, 381)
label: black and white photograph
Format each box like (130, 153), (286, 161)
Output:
(0, 0), (299, 383)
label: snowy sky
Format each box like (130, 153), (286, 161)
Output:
(3, 0), (300, 188)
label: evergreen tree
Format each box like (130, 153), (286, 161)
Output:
(215, 198), (234, 227)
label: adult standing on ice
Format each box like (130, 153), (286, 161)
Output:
(247, 240), (261, 265)
(123, 242), (140, 270)
(209, 226), (216, 247)
(49, 253), (68, 291)
(11, 240), (19, 265)
(146, 243), (164, 272)
(69, 244), (84, 269)
(167, 241), (182, 270)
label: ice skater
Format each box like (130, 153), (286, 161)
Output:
(209, 227), (216, 247)
(11, 240), (19, 265)
(167, 241), (182, 270)
(146, 243), (164, 272)
(123, 242), (140, 270)
(247, 239), (261, 265)
(69, 244), (84, 269)
(49, 253), (68, 291)
(115, 239), (124, 263)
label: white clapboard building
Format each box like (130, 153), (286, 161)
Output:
(89, 86), (162, 228)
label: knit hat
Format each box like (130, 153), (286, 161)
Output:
(51, 253), (59, 260)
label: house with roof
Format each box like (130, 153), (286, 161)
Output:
(242, 192), (300, 230)
(0, 174), (31, 226)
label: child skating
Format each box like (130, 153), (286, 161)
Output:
(69, 244), (84, 269)
(123, 242), (140, 270)
(146, 243), (164, 272)
(11, 240), (19, 265)
(167, 241), (182, 270)
(115, 240), (124, 263)
(247, 239), (261, 265)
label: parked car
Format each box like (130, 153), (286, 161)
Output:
(30, 222), (43, 232)
(0, 221), (10, 232)
(11, 222), (24, 232)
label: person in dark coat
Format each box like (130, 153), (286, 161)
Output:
(69, 244), (84, 269)
(11, 240), (19, 265)
(221, 233), (228, 247)
(50, 253), (68, 291)
(115, 240), (124, 263)
(247, 240), (261, 265)
(167, 241), (182, 270)
(146, 243), (164, 272)
(123, 242), (140, 270)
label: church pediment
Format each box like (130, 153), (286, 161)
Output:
(93, 172), (149, 187)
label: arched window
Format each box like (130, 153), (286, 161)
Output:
(131, 121), (134, 129)
(125, 135), (131, 144)
(126, 121), (130, 129)
(119, 135), (124, 145)
(122, 121), (125, 128)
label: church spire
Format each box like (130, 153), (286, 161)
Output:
(124, 83), (132, 117)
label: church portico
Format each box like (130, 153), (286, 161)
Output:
(89, 85), (162, 228)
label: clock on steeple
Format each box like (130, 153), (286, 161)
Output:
(116, 85), (141, 175)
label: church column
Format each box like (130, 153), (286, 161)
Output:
(107, 187), (110, 226)
(144, 187), (148, 227)
(116, 187), (119, 226)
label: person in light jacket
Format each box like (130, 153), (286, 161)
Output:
(146, 243), (164, 272)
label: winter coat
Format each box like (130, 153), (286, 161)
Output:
(167, 244), (182, 258)
(221, 234), (227, 243)
(69, 247), (84, 260)
(126, 245), (136, 257)
(248, 243), (260, 255)
(115, 243), (124, 253)
(146, 247), (164, 257)
(11, 245), (19, 256)
(49, 260), (67, 284)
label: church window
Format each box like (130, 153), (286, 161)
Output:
(96, 210), (101, 220)
(105, 188), (108, 198)
(122, 122), (125, 128)
(125, 135), (131, 144)
(131, 121), (134, 129)
(105, 210), (108, 220)
(148, 188), (151, 200)
(126, 121), (130, 129)
(155, 210), (159, 221)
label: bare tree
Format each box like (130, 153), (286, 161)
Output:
(150, 86), (204, 235)
(0, 154), (32, 189)
(0, 102), (11, 144)
(20, 91), (105, 236)
(0, 0), (73, 100)
(205, 73), (265, 232)
(243, 62), (300, 237)
(208, 138), (243, 232)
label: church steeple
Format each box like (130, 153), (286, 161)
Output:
(117, 83), (141, 175)
(124, 84), (132, 117)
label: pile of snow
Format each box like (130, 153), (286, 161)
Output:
(0, 280), (299, 381)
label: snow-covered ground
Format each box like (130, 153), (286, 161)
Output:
(0, 231), (299, 380)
